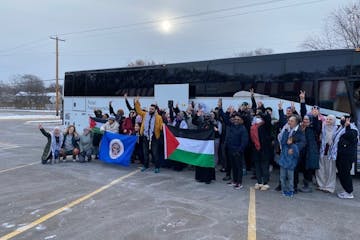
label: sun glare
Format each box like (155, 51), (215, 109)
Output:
(160, 20), (172, 33)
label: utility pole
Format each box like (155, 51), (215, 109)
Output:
(50, 36), (65, 116)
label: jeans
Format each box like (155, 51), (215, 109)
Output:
(53, 150), (60, 159)
(280, 167), (294, 192)
(79, 149), (92, 162)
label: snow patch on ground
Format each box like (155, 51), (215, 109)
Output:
(0, 115), (59, 120)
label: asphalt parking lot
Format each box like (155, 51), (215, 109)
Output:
(0, 112), (359, 240)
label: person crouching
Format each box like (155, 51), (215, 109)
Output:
(79, 127), (93, 163)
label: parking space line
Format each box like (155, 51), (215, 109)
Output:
(0, 142), (19, 150)
(0, 162), (38, 174)
(248, 187), (256, 240)
(0, 169), (139, 240)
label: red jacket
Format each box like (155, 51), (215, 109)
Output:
(122, 118), (134, 135)
(250, 124), (261, 151)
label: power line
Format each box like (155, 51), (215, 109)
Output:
(0, 0), (329, 57)
(59, 0), (328, 42)
(0, 38), (48, 54)
(56, 0), (290, 37)
(1, 1), (286, 55)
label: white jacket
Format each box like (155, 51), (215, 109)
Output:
(100, 121), (119, 133)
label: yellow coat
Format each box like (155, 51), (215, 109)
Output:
(135, 101), (163, 140)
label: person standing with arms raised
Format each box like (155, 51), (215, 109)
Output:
(134, 96), (163, 173)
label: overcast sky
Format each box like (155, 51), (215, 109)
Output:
(0, 0), (351, 85)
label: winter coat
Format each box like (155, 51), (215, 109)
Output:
(40, 128), (52, 164)
(100, 121), (120, 133)
(79, 133), (93, 153)
(40, 128), (63, 164)
(225, 124), (249, 153)
(135, 101), (163, 140)
(337, 125), (359, 163)
(258, 113), (273, 157)
(303, 126), (320, 170)
(122, 117), (134, 134)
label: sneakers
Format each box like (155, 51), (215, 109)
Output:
(260, 184), (270, 191)
(222, 176), (231, 181)
(337, 192), (354, 199)
(141, 167), (148, 172)
(299, 186), (312, 193)
(254, 183), (263, 190)
(282, 191), (294, 198)
(287, 191), (294, 198)
(227, 181), (235, 186)
(154, 168), (160, 174)
(234, 184), (243, 190)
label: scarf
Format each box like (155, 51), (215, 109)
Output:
(51, 129), (63, 159)
(328, 123), (359, 161)
(250, 124), (261, 151)
(320, 124), (337, 158)
(278, 124), (299, 150)
(143, 112), (155, 140)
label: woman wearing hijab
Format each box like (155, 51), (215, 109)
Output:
(335, 116), (359, 199)
(315, 115), (337, 193)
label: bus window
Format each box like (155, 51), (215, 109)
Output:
(270, 82), (279, 96)
(64, 74), (73, 96)
(351, 80), (360, 128)
(255, 82), (267, 95)
(301, 80), (314, 105)
(73, 73), (86, 96)
(318, 80), (351, 114)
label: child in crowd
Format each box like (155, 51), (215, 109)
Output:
(279, 135), (299, 198)
(78, 127), (93, 163)
(131, 122), (143, 164)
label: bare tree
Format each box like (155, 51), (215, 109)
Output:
(302, 1), (360, 50)
(46, 83), (63, 93)
(12, 74), (44, 94)
(127, 59), (157, 67)
(235, 48), (274, 57)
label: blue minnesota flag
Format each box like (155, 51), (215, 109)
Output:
(99, 131), (137, 166)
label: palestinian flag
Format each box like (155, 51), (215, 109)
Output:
(163, 125), (215, 168)
(89, 117), (106, 134)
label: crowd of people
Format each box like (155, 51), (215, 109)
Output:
(39, 90), (359, 199)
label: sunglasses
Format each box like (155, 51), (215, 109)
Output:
(312, 106), (319, 110)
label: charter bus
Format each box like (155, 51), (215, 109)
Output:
(63, 49), (360, 173)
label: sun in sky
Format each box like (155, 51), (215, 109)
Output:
(160, 20), (172, 34)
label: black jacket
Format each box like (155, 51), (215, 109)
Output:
(337, 126), (358, 162)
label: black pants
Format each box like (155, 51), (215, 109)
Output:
(229, 151), (244, 184)
(253, 149), (270, 184)
(244, 145), (252, 171)
(224, 147), (232, 177)
(134, 140), (144, 164)
(142, 137), (160, 168)
(294, 156), (314, 188)
(336, 157), (354, 193)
